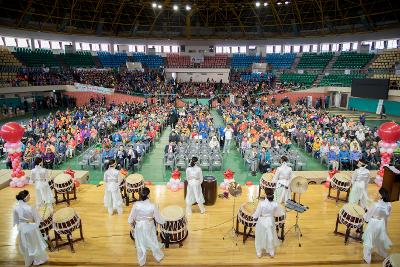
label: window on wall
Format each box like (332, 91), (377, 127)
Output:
(331, 43), (339, 52)
(293, 45), (300, 53)
(81, 42), (90, 51)
(4, 37), (16, 47)
(40, 40), (50, 49)
(51, 41), (61, 49)
(310, 44), (317, 52)
(61, 42), (72, 49)
(223, 46), (230, 53)
(274, 45), (281, 53)
(0, 38), (4, 46)
(321, 43), (329, 52)
(91, 43), (100, 51)
(163, 46), (171, 53)
(128, 45), (135, 52)
(239, 46), (246, 53)
(375, 40), (385, 50)
(137, 45), (145, 52)
(387, 39), (398, 49)
(34, 40), (40, 49)
(171, 46), (179, 53)
(342, 42), (351, 51)
(17, 38), (29, 48)
(148, 45), (161, 52)
(100, 43), (109, 51)
(266, 45), (274, 53)
(284, 45), (291, 53)
(302, 45), (310, 53)
(75, 43), (81, 50)
(231, 47), (238, 53)
(351, 42), (358, 51)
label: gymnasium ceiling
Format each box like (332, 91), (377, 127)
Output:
(0, 0), (399, 40)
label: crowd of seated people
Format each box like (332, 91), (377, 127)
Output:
(218, 96), (382, 175)
(1, 99), (170, 173)
(163, 104), (223, 171)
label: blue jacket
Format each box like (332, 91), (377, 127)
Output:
(339, 150), (350, 162)
(350, 151), (361, 161)
(327, 150), (338, 161)
(258, 151), (271, 162)
(102, 149), (115, 160)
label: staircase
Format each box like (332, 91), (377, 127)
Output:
(312, 53), (339, 87)
(363, 53), (378, 71)
(54, 54), (69, 69)
(290, 54), (302, 71)
(92, 56), (103, 68)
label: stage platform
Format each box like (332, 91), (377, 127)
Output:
(0, 169), (89, 190)
(0, 181), (398, 266)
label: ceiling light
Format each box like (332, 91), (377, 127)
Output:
(157, 4), (162, 9)
(277, 2), (282, 5)
(173, 4), (179, 11)
(152, 2), (157, 8)
(264, 2), (268, 6)
(185, 5), (191, 11)
(255, 1), (261, 7)
(284, 1), (289, 4)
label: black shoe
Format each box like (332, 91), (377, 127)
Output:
(251, 171), (256, 176)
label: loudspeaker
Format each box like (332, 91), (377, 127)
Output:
(180, 45), (185, 52)
(383, 166), (400, 202)
(209, 46), (214, 53)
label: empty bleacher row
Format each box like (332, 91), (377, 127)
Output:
(15, 47), (59, 67)
(370, 49), (400, 70)
(97, 52), (128, 68)
(333, 52), (374, 69)
(279, 73), (318, 87)
(297, 52), (333, 69)
(265, 53), (295, 69)
(319, 73), (367, 87)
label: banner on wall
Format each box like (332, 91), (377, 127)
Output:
(376, 99), (384, 114)
(73, 83), (114, 95)
(191, 55), (204, 63)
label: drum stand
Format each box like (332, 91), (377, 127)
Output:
(285, 194), (303, 247)
(327, 184), (350, 204)
(55, 186), (77, 206)
(222, 196), (239, 246)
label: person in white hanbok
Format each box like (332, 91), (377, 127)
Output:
(252, 188), (283, 258)
(30, 157), (54, 210)
(363, 188), (392, 264)
(349, 160), (371, 209)
(128, 187), (165, 266)
(13, 190), (48, 266)
(103, 159), (123, 215)
(185, 157), (205, 214)
(272, 156), (293, 204)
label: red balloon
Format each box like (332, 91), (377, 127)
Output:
(0, 122), (25, 143)
(378, 122), (400, 143)
(245, 180), (253, 186)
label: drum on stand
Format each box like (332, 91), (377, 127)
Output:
(275, 204), (286, 240)
(328, 173), (351, 203)
(125, 174), (144, 206)
(54, 173), (76, 205)
(236, 202), (257, 244)
(334, 203), (365, 244)
(53, 207), (84, 252)
(383, 253), (400, 267)
(202, 176), (217, 206)
(38, 206), (53, 249)
(160, 205), (188, 248)
(259, 173), (276, 198)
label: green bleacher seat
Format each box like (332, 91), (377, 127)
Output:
(297, 52), (333, 69)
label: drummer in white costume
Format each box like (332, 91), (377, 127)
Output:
(13, 190), (48, 266)
(30, 157), (54, 209)
(363, 188), (392, 264)
(272, 156), (293, 204)
(103, 159), (123, 215)
(349, 159), (371, 209)
(185, 157), (206, 214)
(128, 187), (165, 266)
(252, 188), (284, 258)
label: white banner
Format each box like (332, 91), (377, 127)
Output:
(73, 83), (114, 94)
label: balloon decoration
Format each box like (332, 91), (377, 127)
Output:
(375, 122), (400, 186)
(0, 122), (28, 188)
(166, 169), (184, 192)
(220, 169), (235, 191)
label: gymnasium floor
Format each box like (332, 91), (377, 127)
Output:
(0, 183), (398, 266)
